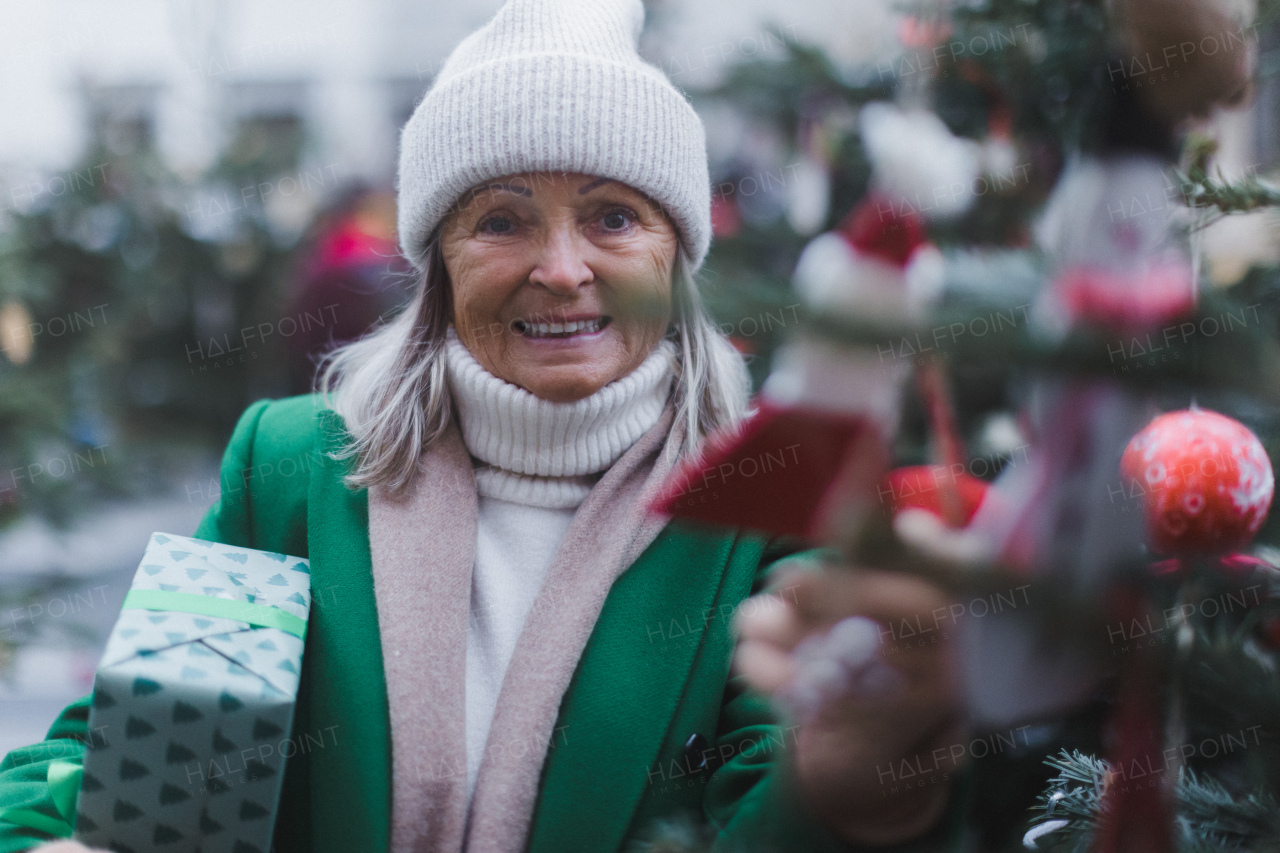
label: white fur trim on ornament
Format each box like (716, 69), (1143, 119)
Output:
(761, 337), (909, 433)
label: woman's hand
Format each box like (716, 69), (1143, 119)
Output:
(733, 562), (967, 846)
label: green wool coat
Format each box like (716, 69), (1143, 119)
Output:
(0, 395), (966, 853)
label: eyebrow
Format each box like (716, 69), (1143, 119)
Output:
(456, 182), (534, 211)
(578, 177), (618, 194)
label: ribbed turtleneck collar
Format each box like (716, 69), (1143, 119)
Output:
(444, 329), (676, 509)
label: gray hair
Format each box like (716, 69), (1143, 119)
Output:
(316, 238), (750, 493)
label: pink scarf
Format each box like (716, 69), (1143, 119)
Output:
(367, 405), (681, 852)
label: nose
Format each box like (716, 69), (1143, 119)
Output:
(528, 225), (593, 295)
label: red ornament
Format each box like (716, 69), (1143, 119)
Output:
(1049, 260), (1196, 335)
(837, 192), (927, 268)
(652, 398), (881, 539)
(1120, 409), (1274, 556)
(880, 465), (989, 528)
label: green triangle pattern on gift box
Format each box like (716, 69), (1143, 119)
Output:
(75, 532), (311, 853)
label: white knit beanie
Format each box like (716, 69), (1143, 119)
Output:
(395, 0), (712, 273)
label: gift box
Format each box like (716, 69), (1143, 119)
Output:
(74, 532), (311, 853)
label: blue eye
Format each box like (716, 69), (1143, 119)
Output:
(480, 215), (514, 234)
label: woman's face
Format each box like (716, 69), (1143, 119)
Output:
(439, 171), (678, 402)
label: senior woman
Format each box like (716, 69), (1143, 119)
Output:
(0, 1), (967, 851)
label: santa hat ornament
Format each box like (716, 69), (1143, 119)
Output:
(792, 191), (943, 326)
(650, 197), (932, 538)
(649, 205), (928, 538)
(880, 464), (999, 565)
(791, 101), (979, 325)
(653, 103), (971, 538)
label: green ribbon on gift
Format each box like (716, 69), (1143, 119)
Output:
(0, 758), (82, 838)
(122, 589), (308, 639)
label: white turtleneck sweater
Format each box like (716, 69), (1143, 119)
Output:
(443, 331), (676, 810)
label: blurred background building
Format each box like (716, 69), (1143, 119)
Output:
(1, 0), (1277, 757)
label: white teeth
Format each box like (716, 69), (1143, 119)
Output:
(521, 318), (603, 337)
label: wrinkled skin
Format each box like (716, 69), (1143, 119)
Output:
(439, 171), (679, 402)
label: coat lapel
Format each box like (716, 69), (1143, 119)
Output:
(305, 410), (392, 853)
(523, 521), (738, 853)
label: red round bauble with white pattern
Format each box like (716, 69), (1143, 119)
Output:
(1120, 409), (1274, 556)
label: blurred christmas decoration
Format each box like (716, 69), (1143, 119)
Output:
(881, 464), (990, 529)
(655, 109), (952, 540)
(650, 0), (1280, 848)
(1108, 0), (1257, 124)
(792, 191), (943, 324)
(858, 101), (983, 221)
(0, 301), (34, 365)
(1120, 408), (1275, 556)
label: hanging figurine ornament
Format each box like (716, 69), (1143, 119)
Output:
(1120, 408), (1274, 556)
(652, 193), (935, 538)
(653, 102), (972, 539)
(1033, 155), (1198, 340)
(1027, 0), (1257, 344)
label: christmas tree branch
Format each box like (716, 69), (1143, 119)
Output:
(1027, 749), (1280, 852)
(1178, 136), (1280, 216)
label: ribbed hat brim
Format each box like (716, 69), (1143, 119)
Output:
(397, 52), (711, 271)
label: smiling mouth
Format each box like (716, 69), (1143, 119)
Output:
(511, 316), (611, 339)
